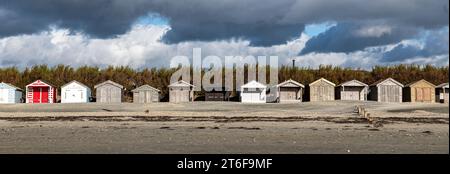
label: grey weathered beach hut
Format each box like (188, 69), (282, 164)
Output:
(336, 80), (368, 101)
(132, 84), (160, 103)
(403, 79), (435, 103)
(307, 78), (335, 102)
(368, 78), (403, 103)
(168, 80), (195, 103)
(94, 80), (123, 103)
(275, 79), (304, 102)
(436, 83), (449, 103)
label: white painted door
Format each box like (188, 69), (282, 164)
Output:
(0, 89), (8, 103)
(66, 89), (83, 103)
(250, 92), (259, 101)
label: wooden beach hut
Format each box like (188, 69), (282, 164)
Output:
(132, 84), (160, 103)
(403, 79), (435, 103)
(205, 87), (231, 101)
(25, 80), (57, 103)
(0, 82), (23, 103)
(275, 79), (304, 102)
(436, 83), (449, 103)
(94, 80), (123, 103)
(368, 78), (403, 103)
(336, 80), (368, 101)
(61, 80), (91, 103)
(240, 80), (267, 103)
(307, 78), (335, 102)
(168, 80), (195, 103)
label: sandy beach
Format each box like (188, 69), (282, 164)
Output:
(0, 101), (448, 154)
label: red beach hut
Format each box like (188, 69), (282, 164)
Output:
(25, 80), (57, 103)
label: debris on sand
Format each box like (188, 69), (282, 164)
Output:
(160, 126), (173, 130)
(102, 109), (113, 112)
(227, 127), (261, 130)
(368, 128), (380, 131)
(422, 131), (433, 134)
(373, 121), (384, 128)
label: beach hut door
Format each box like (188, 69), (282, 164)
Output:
(0, 89), (7, 102)
(416, 88), (424, 102)
(41, 87), (49, 103)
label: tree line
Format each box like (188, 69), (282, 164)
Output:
(0, 64), (448, 101)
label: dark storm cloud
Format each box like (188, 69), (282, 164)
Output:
(299, 23), (420, 55)
(282, 0), (448, 28)
(382, 28), (449, 62)
(164, 21), (304, 46)
(0, 0), (152, 38)
(0, 0), (449, 47)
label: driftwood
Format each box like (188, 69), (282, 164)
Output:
(355, 105), (383, 127)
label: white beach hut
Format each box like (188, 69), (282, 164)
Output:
(61, 80), (91, 103)
(240, 80), (267, 103)
(436, 83), (449, 103)
(0, 82), (23, 103)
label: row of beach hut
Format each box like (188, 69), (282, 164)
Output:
(0, 78), (448, 104)
(246, 78), (448, 103)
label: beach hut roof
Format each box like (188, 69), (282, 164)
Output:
(131, 84), (160, 92)
(94, 80), (123, 89)
(0, 82), (22, 90)
(405, 79), (435, 87)
(277, 79), (305, 88)
(242, 80), (267, 88)
(338, 79), (368, 87)
(61, 80), (90, 89)
(168, 80), (195, 87)
(436, 83), (449, 88)
(309, 78), (336, 86)
(370, 78), (404, 87)
(25, 79), (55, 88)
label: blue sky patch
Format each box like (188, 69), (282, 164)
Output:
(134, 13), (169, 26)
(304, 22), (336, 37)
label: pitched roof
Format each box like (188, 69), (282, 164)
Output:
(309, 78), (336, 86)
(436, 83), (449, 88)
(0, 82), (22, 90)
(61, 80), (90, 89)
(405, 79), (435, 87)
(26, 79), (55, 87)
(131, 84), (160, 92)
(277, 79), (305, 88)
(94, 80), (123, 89)
(168, 80), (195, 87)
(338, 79), (368, 87)
(241, 80), (267, 88)
(370, 78), (404, 87)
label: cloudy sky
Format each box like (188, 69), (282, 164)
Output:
(0, 0), (448, 69)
